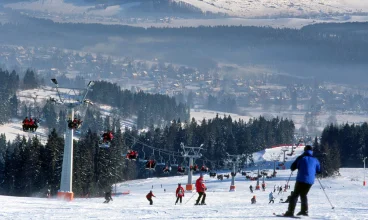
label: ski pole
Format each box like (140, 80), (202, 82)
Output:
(284, 172), (293, 192)
(317, 178), (335, 209)
(185, 192), (197, 204)
(286, 172), (293, 185)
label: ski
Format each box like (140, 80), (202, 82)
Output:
(273, 213), (301, 218)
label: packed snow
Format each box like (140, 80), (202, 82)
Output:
(0, 144), (366, 219)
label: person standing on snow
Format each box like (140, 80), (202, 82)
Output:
(249, 185), (253, 193)
(175, 183), (185, 205)
(195, 174), (207, 205)
(269, 192), (275, 204)
(104, 191), (113, 203)
(146, 190), (155, 205)
(283, 145), (321, 217)
(251, 195), (256, 204)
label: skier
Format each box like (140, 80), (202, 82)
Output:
(283, 145), (321, 217)
(251, 195), (256, 204)
(195, 174), (207, 205)
(104, 191), (113, 203)
(249, 185), (253, 193)
(262, 182), (266, 191)
(269, 192), (275, 204)
(146, 190), (155, 205)
(273, 185), (276, 193)
(175, 183), (185, 205)
(278, 185), (283, 195)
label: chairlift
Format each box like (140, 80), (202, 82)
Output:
(138, 146), (148, 163)
(162, 165), (171, 174)
(125, 138), (138, 160)
(145, 149), (156, 170)
(99, 131), (113, 148)
(177, 159), (186, 174)
(145, 159), (156, 170)
(156, 151), (166, 166)
(171, 156), (178, 167)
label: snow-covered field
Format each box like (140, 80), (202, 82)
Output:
(5, 0), (368, 18)
(4, 0), (368, 29)
(175, 0), (368, 18)
(0, 165), (366, 219)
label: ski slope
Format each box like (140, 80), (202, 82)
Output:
(0, 166), (365, 219)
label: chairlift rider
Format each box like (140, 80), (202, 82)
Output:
(22, 117), (39, 132)
(126, 150), (139, 160)
(163, 166), (171, 173)
(177, 166), (185, 174)
(145, 159), (156, 170)
(201, 165), (209, 172)
(67, 118), (83, 130)
(101, 131), (113, 143)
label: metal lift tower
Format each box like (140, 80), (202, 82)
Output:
(181, 143), (203, 191)
(51, 79), (94, 201)
(227, 154), (241, 191)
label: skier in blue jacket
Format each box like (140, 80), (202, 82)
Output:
(284, 145), (321, 217)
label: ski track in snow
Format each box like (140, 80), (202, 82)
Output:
(0, 145), (366, 219)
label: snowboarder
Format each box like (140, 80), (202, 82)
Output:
(283, 145), (321, 217)
(269, 192), (275, 204)
(249, 185), (253, 193)
(195, 174), (207, 205)
(175, 183), (185, 205)
(251, 195), (256, 204)
(146, 190), (155, 205)
(104, 191), (113, 203)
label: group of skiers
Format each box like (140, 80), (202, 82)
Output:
(104, 145), (321, 218)
(22, 117), (39, 132)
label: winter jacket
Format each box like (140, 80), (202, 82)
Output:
(269, 193), (274, 200)
(176, 186), (185, 197)
(291, 150), (321, 185)
(146, 192), (155, 199)
(195, 177), (206, 193)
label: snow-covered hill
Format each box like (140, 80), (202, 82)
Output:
(5, 0), (368, 19)
(0, 167), (365, 219)
(175, 0), (368, 18)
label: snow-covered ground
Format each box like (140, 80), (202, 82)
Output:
(4, 0), (368, 29)
(5, 0), (368, 18)
(175, 0), (368, 18)
(0, 166), (366, 219)
(0, 123), (365, 219)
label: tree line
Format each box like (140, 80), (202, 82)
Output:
(88, 81), (190, 129)
(0, 114), (295, 197)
